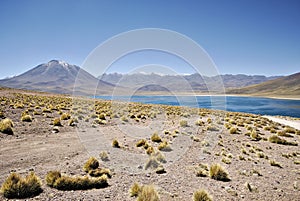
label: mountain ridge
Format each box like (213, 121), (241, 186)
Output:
(1, 60), (297, 98)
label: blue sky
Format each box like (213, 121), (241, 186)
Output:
(0, 0), (299, 78)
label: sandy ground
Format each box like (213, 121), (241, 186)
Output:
(0, 89), (300, 200)
(263, 116), (300, 130)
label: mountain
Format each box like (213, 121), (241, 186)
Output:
(99, 73), (281, 92)
(227, 72), (300, 97)
(0, 60), (115, 95)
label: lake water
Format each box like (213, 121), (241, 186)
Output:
(95, 95), (300, 118)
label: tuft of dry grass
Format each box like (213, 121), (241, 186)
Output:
(269, 160), (282, 168)
(0, 118), (14, 134)
(151, 132), (162, 143)
(99, 151), (109, 161)
(21, 114), (32, 122)
(52, 118), (62, 126)
(45, 171), (108, 190)
(129, 182), (141, 197)
(268, 135), (298, 146)
(60, 113), (71, 120)
(229, 127), (237, 134)
(146, 146), (155, 155)
(158, 140), (172, 151)
(179, 120), (188, 127)
(193, 189), (213, 201)
(209, 164), (230, 181)
(137, 185), (159, 201)
(83, 157), (99, 172)
(0, 172), (42, 199)
(112, 139), (121, 148)
(136, 139), (147, 147)
(250, 130), (261, 141)
(88, 168), (111, 178)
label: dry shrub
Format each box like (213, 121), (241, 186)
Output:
(151, 132), (162, 143)
(129, 182), (141, 197)
(137, 185), (159, 201)
(136, 139), (147, 147)
(0, 172), (42, 199)
(193, 189), (213, 201)
(179, 120), (188, 127)
(209, 164), (230, 181)
(21, 114), (32, 122)
(268, 135), (298, 146)
(146, 146), (155, 155)
(60, 113), (71, 120)
(158, 141), (172, 151)
(112, 139), (121, 148)
(52, 118), (62, 126)
(229, 127), (237, 134)
(88, 168), (111, 178)
(83, 157), (99, 172)
(0, 118), (13, 134)
(269, 160), (282, 168)
(99, 151), (109, 161)
(45, 171), (108, 190)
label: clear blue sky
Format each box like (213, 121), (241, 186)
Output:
(0, 0), (299, 78)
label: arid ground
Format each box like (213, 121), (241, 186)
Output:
(0, 88), (299, 200)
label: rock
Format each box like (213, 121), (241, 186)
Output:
(52, 126), (59, 133)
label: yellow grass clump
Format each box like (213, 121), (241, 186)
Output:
(137, 185), (159, 201)
(45, 171), (108, 190)
(193, 189), (213, 201)
(129, 182), (141, 197)
(0, 118), (14, 134)
(0, 172), (42, 199)
(21, 114), (32, 122)
(209, 164), (230, 181)
(83, 157), (99, 172)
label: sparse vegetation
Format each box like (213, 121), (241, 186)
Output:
(151, 132), (162, 143)
(268, 135), (298, 146)
(112, 139), (121, 148)
(60, 113), (71, 120)
(158, 140), (172, 151)
(137, 185), (159, 201)
(45, 171), (108, 190)
(83, 157), (99, 172)
(179, 120), (188, 127)
(129, 182), (141, 197)
(99, 151), (109, 161)
(136, 139), (147, 147)
(52, 118), (62, 126)
(229, 127), (237, 134)
(0, 172), (42, 199)
(193, 189), (213, 201)
(209, 164), (230, 181)
(0, 118), (14, 134)
(270, 160), (282, 168)
(21, 114), (32, 122)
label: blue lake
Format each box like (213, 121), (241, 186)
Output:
(95, 95), (300, 118)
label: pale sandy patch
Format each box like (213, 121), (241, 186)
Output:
(263, 115), (300, 130)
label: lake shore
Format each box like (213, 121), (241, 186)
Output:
(132, 91), (300, 100)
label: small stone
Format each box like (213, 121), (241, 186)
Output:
(52, 126), (59, 133)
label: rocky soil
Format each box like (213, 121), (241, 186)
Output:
(0, 88), (299, 200)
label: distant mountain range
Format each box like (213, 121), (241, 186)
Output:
(0, 60), (298, 98)
(99, 73), (281, 92)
